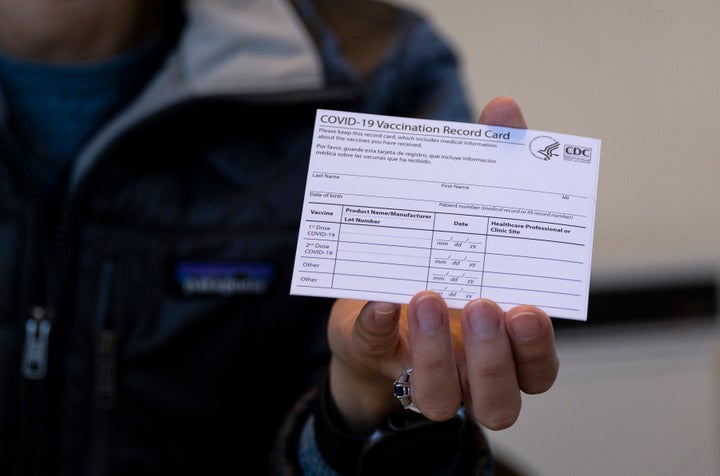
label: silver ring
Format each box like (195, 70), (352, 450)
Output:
(393, 365), (421, 413)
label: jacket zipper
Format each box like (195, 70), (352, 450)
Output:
(21, 306), (53, 380)
(0, 134), (57, 475)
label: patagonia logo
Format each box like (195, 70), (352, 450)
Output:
(175, 261), (275, 296)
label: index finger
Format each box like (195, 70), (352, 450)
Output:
(406, 291), (462, 420)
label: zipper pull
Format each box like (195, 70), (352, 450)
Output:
(22, 306), (52, 380)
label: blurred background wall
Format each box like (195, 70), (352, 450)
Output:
(389, 1), (720, 474)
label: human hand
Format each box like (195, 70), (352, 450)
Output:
(326, 97), (559, 432)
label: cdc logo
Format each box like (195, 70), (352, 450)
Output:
(563, 144), (592, 163)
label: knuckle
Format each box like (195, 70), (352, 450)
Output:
(477, 358), (514, 383)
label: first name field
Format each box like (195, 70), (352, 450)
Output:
(291, 109), (602, 321)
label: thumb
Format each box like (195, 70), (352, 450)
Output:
(478, 96), (527, 129)
(328, 300), (404, 429)
(351, 301), (402, 359)
(328, 299), (401, 361)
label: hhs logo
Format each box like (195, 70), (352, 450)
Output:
(563, 144), (592, 164)
(529, 135), (560, 161)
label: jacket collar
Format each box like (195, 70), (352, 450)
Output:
(71, 0), (325, 189)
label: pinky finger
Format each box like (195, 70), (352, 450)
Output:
(506, 306), (559, 394)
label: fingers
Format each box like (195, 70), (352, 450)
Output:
(406, 292), (462, 420)
(328, 294), (558, 432)
(400, 292), (558, 427)
(505, 304), (559, 394)
(461, 300), (559, 429)
(478, 96), (527, 129)
(461, 299), (521, 429)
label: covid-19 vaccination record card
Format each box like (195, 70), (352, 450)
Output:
(290, 109), (601, 321)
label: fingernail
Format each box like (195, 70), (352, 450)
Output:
(373, 304), (398, 325)
(510, 311), (541, 340)
(468, 300), (501, 339)
(416, 296), (443, 333)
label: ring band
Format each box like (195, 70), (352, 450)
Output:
(393, 365), (421, 413)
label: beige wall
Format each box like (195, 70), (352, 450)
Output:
(392, 0), (720, 283)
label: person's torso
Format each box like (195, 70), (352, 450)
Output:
(0, 1), (471, 474)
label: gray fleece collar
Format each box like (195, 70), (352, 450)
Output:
(71, 0), (324, 189)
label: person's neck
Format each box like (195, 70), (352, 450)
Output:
(0, 0), (175, 62)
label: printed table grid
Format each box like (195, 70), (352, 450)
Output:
(295, 202), (586, 318)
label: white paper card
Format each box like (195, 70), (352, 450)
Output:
(291, 109), (601, 320)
